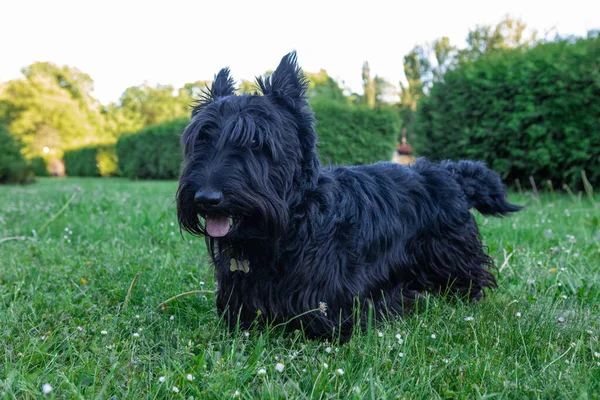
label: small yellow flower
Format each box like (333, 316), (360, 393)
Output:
(86, 261), (92, 265)
(550, 268), (557, 273)
(80, 278), (88, 285)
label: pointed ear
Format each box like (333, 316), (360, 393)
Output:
(192, 68), (236, 115)
(210, 68), (236, 99)
(258, 51), (308, 107)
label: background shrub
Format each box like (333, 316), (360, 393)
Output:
(116, 118), (188, 179)
(0, 125), (34, 184)
(312, 102), (401, 165)
(414, 36), (600, 188)
(30, 157), (49, 176)
(63, 145), (120, 177)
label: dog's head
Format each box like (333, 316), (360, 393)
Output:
(177, 52), (319, 239)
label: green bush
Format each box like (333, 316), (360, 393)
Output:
(30, 157), (49, 176)
(64, 145), (120, 177)
(414, 36), (600, 188)
(0, 125), (34, 184)
(116, 118), (188, 179)
(312, 102), (401, 165)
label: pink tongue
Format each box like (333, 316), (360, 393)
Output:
(206, 216), (230, 237)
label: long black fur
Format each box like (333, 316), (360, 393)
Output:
(177, 52), (522, 341)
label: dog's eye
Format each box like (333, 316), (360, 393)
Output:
(251, 139), (259, 148)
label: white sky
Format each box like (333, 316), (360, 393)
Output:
(1, 0), (598, 105)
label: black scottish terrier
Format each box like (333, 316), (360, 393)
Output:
(177, 52), (521, 341)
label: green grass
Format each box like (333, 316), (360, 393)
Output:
(1, 177), (600, 399)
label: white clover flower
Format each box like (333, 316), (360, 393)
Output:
(135, 314), (140, 319)
(275, 362), (284, 372)
(398, 352), (405, 357)
(594, 352), (600, 358)
(325, 346), (332, 353)
(336, 368), (344, 376)
(464, 316), (474, 321)
(515, 312), (522, 318)
(133, 332), (140, 338)
(377, 331), (383, 337)
(172, 386), (179, 393)
(233, 390), (240, 398)
(158, 376), (166, 383)
(101, 330), (108, 335)
(42, 383), (52, 395)
(170, 315), (175, 321)
(431, 334), (436, 339)
(257, 368), (267, 376)
(443, 358), (450, 364)
(557, 317), (565, 323)
(323, 362), (328, 368)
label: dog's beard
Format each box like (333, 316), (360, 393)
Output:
(177, 181), (290, 240)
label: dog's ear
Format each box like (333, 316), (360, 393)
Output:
(211, 68), (236, 99)
(258, 51), (308, 107)
(192, 68), (236, 115)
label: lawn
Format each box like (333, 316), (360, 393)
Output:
(1, 177), (599, 399)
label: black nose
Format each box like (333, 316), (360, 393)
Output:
(194, 190), (223, 207)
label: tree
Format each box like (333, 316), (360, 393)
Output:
(460, 15), (537, 61)
(305, 69), (347, 103)
(0, 63), (107, 159)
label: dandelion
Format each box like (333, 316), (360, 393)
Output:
(133, 332), (140, 338)
(325, 346), (332, 353)
(80, 277), (87, 285)
(515, 312), (522, 318)
(544, 229), (554, 239)
(257, 368), (267, 376)
(42, 383), (52, 395)
(336, 368), (345, 376)
(275, 362), (285, 372)
(318, 302), (328, 316)
(431, 334), (437, 339)
(172, 386), (179, 393)
(464, 316), (474, 321)
(158, 376), (166, 383)
(101, 330), (108, 335)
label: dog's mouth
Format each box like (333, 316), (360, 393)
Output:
(205, 215), (234, 238)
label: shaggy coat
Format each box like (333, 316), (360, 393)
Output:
(177, 52), (521, 341)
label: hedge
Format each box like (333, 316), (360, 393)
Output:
(63, 145), (120, 177)
(414, 36), (600, 188)
(30, 157), (49, 177)
(313, 101), (401, 166)
(116, 118), (189, 179)
(0, 125), (34, 184)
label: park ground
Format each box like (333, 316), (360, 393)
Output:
(1, 178), (599, 398)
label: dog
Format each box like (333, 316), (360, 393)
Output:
(176, 52), (522, 341)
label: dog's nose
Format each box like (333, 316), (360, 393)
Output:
(194, 190), (223, 207)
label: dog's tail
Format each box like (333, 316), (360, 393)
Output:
(442, 160), (523, 217)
